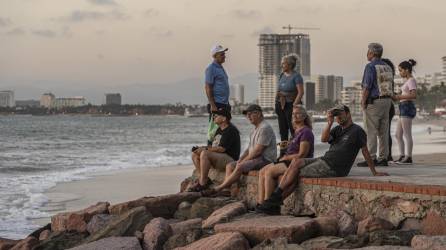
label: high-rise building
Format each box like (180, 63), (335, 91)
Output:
(105, 93), (122, 105)
(312, 75), (343, 104)
(0, 90), (15, 107)
(312, 75), (326, 104)
(258, 33), (311, 109)
(303, 81), (315, 110)
(341, 81), (362, 115)
(40, 93), (55, 108)
(229, 84), (245, 105)
(442, 56), (446, 76)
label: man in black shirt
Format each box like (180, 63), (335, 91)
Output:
(257, 104), (388, 215)
(188, 108), (240, 192)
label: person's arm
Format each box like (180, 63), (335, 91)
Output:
(361, 146), (389, 176)
(394, 89), (417, 101)
(238, 149), (249, 162)
(321, 112), (334, 143)
(361, 89), (369, 110)
(294, 84), (304, 105)
(361, 65), (373, 110)
(205, 84), (217, 111)
(239, 144), (265, 163)
(207, 146), (225, 153)
(281, 141), (310, 161)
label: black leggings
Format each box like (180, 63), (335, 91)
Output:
(275, 101), (294, 141)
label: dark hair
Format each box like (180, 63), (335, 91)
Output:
(381, 58), (395, 75)
(399, 59), (417, 73)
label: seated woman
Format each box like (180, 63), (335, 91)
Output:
(257, 105), (314, 207)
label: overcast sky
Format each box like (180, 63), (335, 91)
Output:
(1, 0), (446, 104)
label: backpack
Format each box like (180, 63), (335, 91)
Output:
(374, 64), (394, 96)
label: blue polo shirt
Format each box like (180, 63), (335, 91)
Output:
(205, 62), (229, 104)
(362, 58), (387, 98)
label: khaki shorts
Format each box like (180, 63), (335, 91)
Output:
(208, 152), (235, 170)
(299, 158), (337, 178)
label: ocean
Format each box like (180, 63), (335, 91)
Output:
(0, 115), (428, 239)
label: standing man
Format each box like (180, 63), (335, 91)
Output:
(205, 44), (231, 144)
(358, 43), (394, 167)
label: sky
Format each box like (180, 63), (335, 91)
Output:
(1, 0), (446, 104)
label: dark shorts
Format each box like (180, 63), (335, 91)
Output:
(229, 156), (272, 174)
(399, 101), (416, 119)
(274, 160), (292, 167)
(299, 158), (337, 178)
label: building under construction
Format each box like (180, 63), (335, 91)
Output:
(258, 33), (311, 109)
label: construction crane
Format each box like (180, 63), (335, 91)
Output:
(282, 24), (320, 34)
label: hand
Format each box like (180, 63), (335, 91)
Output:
(210, 104), (218, 112)
(391, 95), (399, 101)
(361, 102), (367, 110)
(326, 111), (334, 124)
(374, 172), (389, 176)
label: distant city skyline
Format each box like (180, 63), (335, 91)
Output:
(1, 0), (446, 104)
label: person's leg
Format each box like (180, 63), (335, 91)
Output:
(192, 152), (201, 173)
(395, 117), (405, 158)
(284, 102), (294, 139)
(276, 101), (289, 141)
(401, 117), (413, 157)
(264, 163), (287, 201)
(217, 157), (269, 192)
(257, 166), (268, 204)
(277, 159), (304, 196)
(377, 99), (390, 161)
(225, 161), (236, 179)
(215, 163), (244, 191)
(364, 103), (380, 159)
(199, 150), (213, 185)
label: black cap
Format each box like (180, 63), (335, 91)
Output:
(329, 104), (350, 114)
(212, 108), (232, 120)
(242, 104), (262, 115)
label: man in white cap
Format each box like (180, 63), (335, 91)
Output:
(205, 44), (231, 144)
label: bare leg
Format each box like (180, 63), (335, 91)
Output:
(282, 181), (297, 199)
(216, 163), (242, 191)
(199, 150), (212, 185)
(264, 163), (287, 200)
(225, 162), (235, 179)
(278, 159), (303, 200)
(192, 152), (200, 172)
(257, 167), (268, 204)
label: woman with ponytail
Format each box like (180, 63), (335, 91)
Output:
(392, 59), (417, 164)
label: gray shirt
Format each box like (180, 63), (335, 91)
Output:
(248, 120), (277, 162)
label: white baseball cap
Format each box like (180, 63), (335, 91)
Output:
(210, 44), (228, 56)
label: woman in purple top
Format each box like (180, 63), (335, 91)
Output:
(257, 105), (314, 206)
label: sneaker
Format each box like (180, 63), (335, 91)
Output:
(255, 201), (281, 215)
(393, 155), (405, 163)
(396, 156), (413, 165)
(375, 159), (388, 167)
(387, 156), (394, 162)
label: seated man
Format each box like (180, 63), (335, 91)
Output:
(204, 104), (277, 195)
(257, 105), (314, 206)
(256, 104), (389, 215)
(188, 108), (240, 192)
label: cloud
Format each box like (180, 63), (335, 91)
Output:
(143, 8), (159, 18)
(87, 0), (117, 6)
(231, 10), (261, 20)
(251, 26), (274, 37)
(5, 27), (25, 36)
(54, 10), (130, 23)
(0, 17), (12, 27)
(32, 29), (57, 38)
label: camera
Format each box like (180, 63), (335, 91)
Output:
(191, 146), (198, 152)
(332, 110), (341, 116)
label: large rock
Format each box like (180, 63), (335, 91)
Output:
(202, 201), (247, 229)
(251, 237), (304, 250)
(9, 237), (38, 250)
(68, 237), (142, 250)
(411, 235), (446, 250)
(300, 236), (344, 249)
(87, 206), (152, 243)
(39, 230), (51, 241)
(51, 202), (110, 232)
(143, 218), (172, 250)
(35, 231), (89, 250)
(369, 230), (420, 246)
(175, 232), (249, 250)
(420, 210), (446, 235)
(163, 219), (203, 250)
(325, 234), (369, 249)
(329, 209), (357, 237)
(109, 193), (201, 218)
(357, 217), (394, 235)
(27, 223), (51, 239)
(400, 218), (422, 231)
(174, 197), (234, 220)
(170, 219), (202, 235)
(214, 216), (318, 244)
(0, 237), (19, 250)
(348, 246), (412, 250)
(313, 216), (338, 236)
(87, 214), (116, 235)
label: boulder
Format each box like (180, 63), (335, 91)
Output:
(87, 214), (116, 235)
(421, 210), (446, 235)
(163, 229), (202, 250)
(27, 223), (51, 239)
(0, 237), (19, 250)
(202, 201), (247, 229)
(174, 197), (234, 220)
(251, 237), (304, 250)
(109, 193), (201, 218)
(87, 206), (152, 243)
(51, 202), (110, 232)
(400, 218), (422, 231)
(143, 217), (172, 250)
(35, 231), (89, 250)
(368, 230), (420, 246)
(39, 230), (51, 241)
(348, 246), (413, 250)
(411, 235), (446, 250)
(170, 219), (202, 235)
(68, 237), (142, 250)
(9, 237), (38, 250)
(300, 236), (344, 249)
(313, 216), (338, 236)
(357, 217), (394, 235)
(180, 177), (195, 193)
(175, 232), (249, 250)
(325, 234), (369, 249)
(214, 216), (318, 244)
(329, 209), (357, 237)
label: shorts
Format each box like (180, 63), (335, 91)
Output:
(229, 156), (272, 174)
(274, 160), (292, 167)
(209, 152), (235, 170)
(399, 101), (416, 119)
(299, 158), (337, 178)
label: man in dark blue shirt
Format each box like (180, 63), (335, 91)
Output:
(359, 43), (394, 167)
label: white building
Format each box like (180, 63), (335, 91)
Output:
(229, 83), (245, 105)
(341, 81), (362, 115)
(312, 75), (343, 104)
(40, 93), (55, 108)
(53, 97), (86, 109)
(0, 90), (15, 107)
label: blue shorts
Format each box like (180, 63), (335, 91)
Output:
(399, 101), (416, 119)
